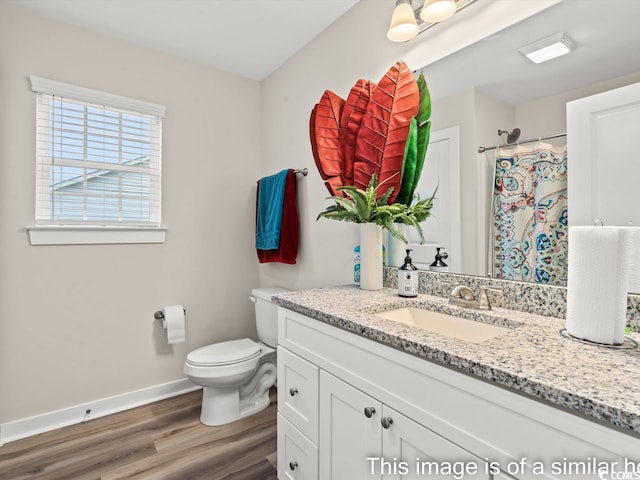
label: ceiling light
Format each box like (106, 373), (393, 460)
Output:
(420, 0), (456, 23)
(386, 0), (477, 43)
(387, 0), (419, 42)
(519, 32), (576, 64)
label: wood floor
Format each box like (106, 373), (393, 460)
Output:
(0, 388), (277, 480)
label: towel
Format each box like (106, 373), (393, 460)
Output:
(256, 169), (299, 264)
(256, 169), (289, 250)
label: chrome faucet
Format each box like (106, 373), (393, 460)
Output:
(448, 285), (503, 310)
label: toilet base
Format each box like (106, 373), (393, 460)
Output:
(200, 385), (272, 426)
(198, 359), (277, 426)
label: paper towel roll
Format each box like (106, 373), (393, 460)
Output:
(626, 226), (640, 294)
(565, 227), (630, 345)
(162, 305), (185, 344)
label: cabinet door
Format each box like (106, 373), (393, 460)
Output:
(319, 371), (383, 480)
(493, 472), (518, 480)
(278, 346), (319, 442)
(382, 405), (489, 480)
(278, 413), (318, 480)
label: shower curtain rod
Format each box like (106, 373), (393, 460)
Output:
(478, 132), (567, 153)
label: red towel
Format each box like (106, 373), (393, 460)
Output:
(256, 169), (299, 264)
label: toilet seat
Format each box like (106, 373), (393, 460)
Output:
(186, 338), (261, 367)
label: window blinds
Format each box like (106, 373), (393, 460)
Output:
(31, 76), (165, 226)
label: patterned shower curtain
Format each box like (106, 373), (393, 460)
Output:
(492, 143), (568, 285)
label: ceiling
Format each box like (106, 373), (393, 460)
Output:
(4, 0), (638, 102)
(1, 0), (360, 81)
(420, 0), (640, 105)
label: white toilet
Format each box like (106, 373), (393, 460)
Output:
(184, 287), (287, 426)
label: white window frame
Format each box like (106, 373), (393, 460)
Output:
(27, 76), (167, 245)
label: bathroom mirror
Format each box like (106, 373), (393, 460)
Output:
(412, 0), (640, 285)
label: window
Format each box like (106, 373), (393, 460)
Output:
(28, 76), (167, 245)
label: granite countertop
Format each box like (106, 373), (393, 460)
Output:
(272, 285), (640, 436)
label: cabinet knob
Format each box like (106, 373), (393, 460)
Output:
(289, 461), (298, 471)
(363, 406), (376, 418)
(381, 417), (394, 429)
(289, 388), (298, 397)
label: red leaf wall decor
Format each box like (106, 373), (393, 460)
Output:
(353, 61), (419, 202)
(339, 80), (375, 188)
(310, 90), (345, 195)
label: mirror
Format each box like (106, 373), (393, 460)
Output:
(409, 0), (640, 284)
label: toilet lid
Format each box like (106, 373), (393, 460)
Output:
(186, 338), (261, 366)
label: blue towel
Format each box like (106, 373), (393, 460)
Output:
(256, 169), (290, 250)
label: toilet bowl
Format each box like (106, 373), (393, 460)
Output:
(184, 287), (287, 426)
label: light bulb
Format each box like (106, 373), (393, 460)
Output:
(420, 0), (456, 23)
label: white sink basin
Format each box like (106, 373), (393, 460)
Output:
(374, 307), (512, 343)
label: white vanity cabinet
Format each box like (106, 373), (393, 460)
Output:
(277, 307), (640, 480)
(319, 370), (488, 479)
(493, 473), (518, 480)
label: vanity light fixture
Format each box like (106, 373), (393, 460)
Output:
(387, 0), (419, 42)
(519, 32), (576, 64)
(387, 0), (477, 43)
(420, 0), (456, 23)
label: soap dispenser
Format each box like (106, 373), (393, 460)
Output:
(430, 247), (449, 273)
(398, 249), (418, 298)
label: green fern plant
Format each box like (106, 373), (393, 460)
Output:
(317, 174), (435, 243)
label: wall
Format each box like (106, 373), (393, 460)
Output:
(0, 4), (261, 424)
(516, 70), (640, 138)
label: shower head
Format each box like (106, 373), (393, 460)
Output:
(498, 128), (521, 144)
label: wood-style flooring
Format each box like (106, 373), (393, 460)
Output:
(0, 388), (277, 480)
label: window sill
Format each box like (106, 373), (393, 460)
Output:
(27, 225), (167, 245)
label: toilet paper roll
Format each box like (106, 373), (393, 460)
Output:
(565, 227), (630, 345)
(163, 305), (185, 344)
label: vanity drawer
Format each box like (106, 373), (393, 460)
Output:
(277, 346), (319, 442)
(278, 413), (318, 480)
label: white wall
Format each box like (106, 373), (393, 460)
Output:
(0, 4), (261, 423)
(516, 70), (640, 139)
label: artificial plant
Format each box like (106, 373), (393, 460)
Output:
(317, 174), (435, 244)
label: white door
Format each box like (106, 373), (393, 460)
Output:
(567, 81), (640, 227)
(407, 126), (462, 273)
(319, 371), (382, 480)
(381, 405), (488, 480)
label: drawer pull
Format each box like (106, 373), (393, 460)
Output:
(364, 406), (376, 418)
(381, 417), (394, 429)
(289, 388), (299, 397)
(289, 461), (298, 471)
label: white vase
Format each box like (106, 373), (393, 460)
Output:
(388, 223), (409, 267)
(360, 223), (383, 290)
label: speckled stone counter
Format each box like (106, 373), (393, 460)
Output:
(272, 285), (640, 436)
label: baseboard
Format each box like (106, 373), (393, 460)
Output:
(0, 378), (201, 446)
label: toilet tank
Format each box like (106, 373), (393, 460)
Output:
(251, 287), (289, 348)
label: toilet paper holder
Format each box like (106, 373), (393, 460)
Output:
(154, 308), (186, 320)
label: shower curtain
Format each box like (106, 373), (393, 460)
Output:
(491, 142), (568, 285)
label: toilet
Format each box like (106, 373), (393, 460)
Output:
(184, 287), (288, 426)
